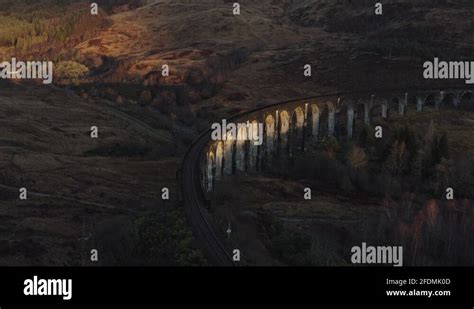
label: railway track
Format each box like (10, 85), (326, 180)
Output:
(179, 86), (473, 266)
(180, 132), (235, 266)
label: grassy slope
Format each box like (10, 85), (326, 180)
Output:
(0, 81), (183, 265)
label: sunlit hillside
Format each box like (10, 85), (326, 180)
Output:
(0, 0), (472, 266)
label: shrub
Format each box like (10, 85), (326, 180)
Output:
(347, 145), (368, 169)
(134, 209), (207, 266)
(320, 136), (340, 157)
(55, 60), (89, 84)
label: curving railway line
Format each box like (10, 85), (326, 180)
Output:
(180, 133), (235, 265)
(179, 87), (473, 266)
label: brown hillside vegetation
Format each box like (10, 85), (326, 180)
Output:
(71, 0), (474, 115)
(0, 0), (472, 266)
(1, 1), (472, 115)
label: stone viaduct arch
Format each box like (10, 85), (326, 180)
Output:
(264, 114), (276, 156)
(202, 88), (473, 191)
(206, 151), (215, 192)
(278, 110), (290, 154)
(215, 142), (224, 180)
(235, 125), (248, 172)
(223, 132), (234, 175)
(307, 104), (320, 144)
(248, 120), (260, 171)
(290, 107), (305, 154)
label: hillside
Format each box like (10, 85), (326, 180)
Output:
(71, 0), (474, 116)
(0, 80), (200, 265)
(0, 0), (472, 266)
(1, 0), (472, 118)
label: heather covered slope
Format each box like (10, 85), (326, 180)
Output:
(0, 0), (472, 266)
(70, 0), (474, 117)
(1, 0), (472, 113)
(0, 81), (201, 266)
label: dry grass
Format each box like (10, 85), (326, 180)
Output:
(0, 82), (179, 265)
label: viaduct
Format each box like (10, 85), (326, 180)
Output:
(180, 88), (473, 265)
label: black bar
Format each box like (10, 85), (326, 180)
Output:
(0, 267), (473, 306)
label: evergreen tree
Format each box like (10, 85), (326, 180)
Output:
(438, 133), (449, 159)
(412, 149), (424, 179)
